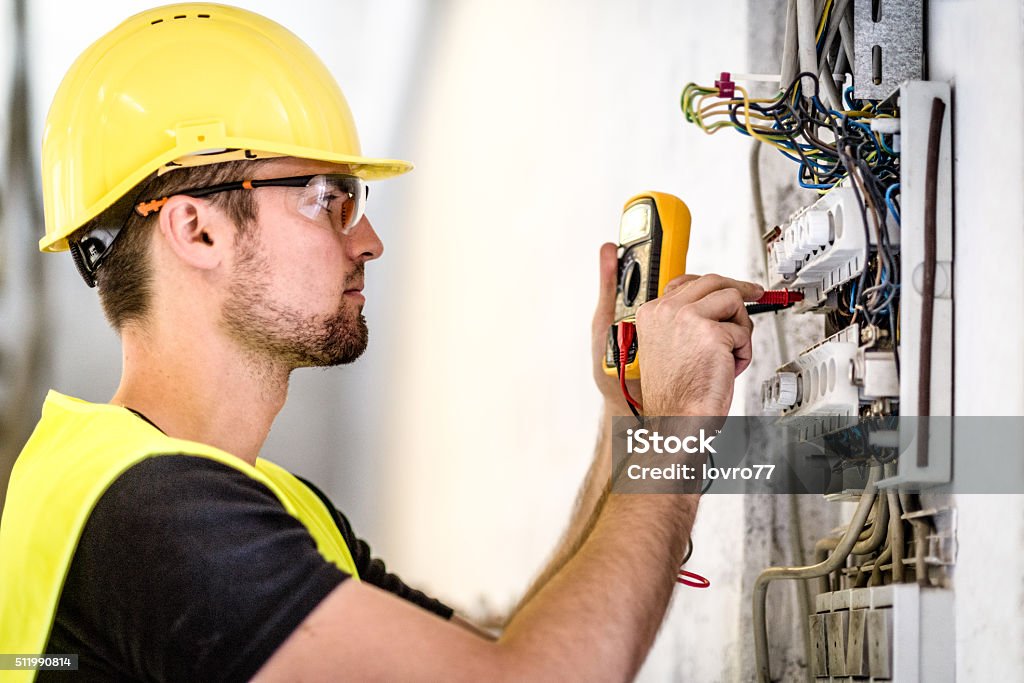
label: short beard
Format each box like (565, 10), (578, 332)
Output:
(221, 238), (368, 369)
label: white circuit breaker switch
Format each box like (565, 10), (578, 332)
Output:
(789, 219), (812, 260)
(765, 183), (876, 300)
(761, 372), (799, 411)
(772, 326), (861, 421)
(808, 613), (829, 677)
(770, 240), (798, 278)
(825, 611), (850, 676)
(811, 584), (953, 682)
(867, 608), (893, 678)
(804, 209), (832, 250)
(845, 609), (869, 676)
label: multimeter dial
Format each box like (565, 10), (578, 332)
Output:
(620, 253), (643, 307)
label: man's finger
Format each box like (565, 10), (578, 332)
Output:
(664, 273), (764, 304)
(687, 288), (752, 326)
(592, 242), (619, 332)
(720, 321), (754, 377)
(716, 321), (753, 354)
(661, 273), (701, 296)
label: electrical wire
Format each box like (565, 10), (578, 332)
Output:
(885, 182), (901, 224)
(615, 322), (643, 418)
(917, 98), (945, 467)
(681, 70), (898, 194)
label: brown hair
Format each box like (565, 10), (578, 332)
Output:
(74, 159), (273, 331)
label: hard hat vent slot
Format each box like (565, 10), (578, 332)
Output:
(153, 14), (210, 23)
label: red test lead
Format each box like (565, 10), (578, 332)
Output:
(754, 289), (804, 306)
(745, 289), (804, 315)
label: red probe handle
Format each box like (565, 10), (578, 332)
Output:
(753, 289), (804, 306)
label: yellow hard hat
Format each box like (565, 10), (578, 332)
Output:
(39, 2), (412, 253)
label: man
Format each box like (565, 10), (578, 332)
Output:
(0, 4), (761, 681)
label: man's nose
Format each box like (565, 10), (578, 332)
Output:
(347, 215), (384, 262)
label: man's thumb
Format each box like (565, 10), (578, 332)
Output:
(593, 242), (618, 329)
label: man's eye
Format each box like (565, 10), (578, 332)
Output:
(318, 192), (341, 211)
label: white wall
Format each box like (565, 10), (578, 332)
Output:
(380, 1), (757, 678)
(928, 0), (1024, 678)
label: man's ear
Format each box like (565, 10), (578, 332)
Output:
(156, 195), (230, 271)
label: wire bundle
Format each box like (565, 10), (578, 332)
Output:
(681, 73), (898, 192)
(683, 70), (902, 352)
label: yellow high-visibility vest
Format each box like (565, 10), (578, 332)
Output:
(0, 391), (358, 682)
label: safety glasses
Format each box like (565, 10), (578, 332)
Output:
(70, 174), (368, 287)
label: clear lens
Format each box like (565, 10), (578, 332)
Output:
(295, 174), (367, 234)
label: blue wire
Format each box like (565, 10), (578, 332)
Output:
(878, 134), (896, 156)
(843, 86), (857, 110)
(811, 96), (832, 118)
(848, 280), (857, 313)
(799, 175), (834, 190)
(885, 184), (901, 225)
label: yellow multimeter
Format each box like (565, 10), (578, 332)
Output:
(603, 192), (692, 380)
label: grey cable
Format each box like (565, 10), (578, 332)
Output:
(787, 494), (815, 683)
(838, 13), (855, 72)
(813, 499), (878, 593)
(780, 0), (800, 89)
(887, 485), (905, 582)
(816, 0), (851, 109)
(835, 43), (849, 77)
(796, 0), (820, 94)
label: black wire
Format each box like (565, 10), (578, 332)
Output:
(889, 304), (901, 376)
(836, 143), (874, 320)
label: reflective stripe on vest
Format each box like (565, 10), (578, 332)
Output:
(0, 391), (358, 681)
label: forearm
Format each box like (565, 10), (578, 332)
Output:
(499, 493), (699, 680)
(510, 407), (616, 618)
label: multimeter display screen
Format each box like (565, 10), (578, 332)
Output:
(619, 202), (652, 245)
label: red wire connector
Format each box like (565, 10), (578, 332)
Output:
(753, 289), (804, 306)
(715, 71), (735, 99)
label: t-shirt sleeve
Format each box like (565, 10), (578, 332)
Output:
(46, 455), (349, 683)
(296, 476), (455, 620)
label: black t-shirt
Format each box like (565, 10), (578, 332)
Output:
(41, 455), (452, 682)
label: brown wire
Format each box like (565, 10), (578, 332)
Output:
(917, 97), (946, 467)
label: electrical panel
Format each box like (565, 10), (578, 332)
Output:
(760, 81), (953, 490)
(679, 2), (956, 680)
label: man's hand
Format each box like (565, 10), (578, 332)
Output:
(636, 273), (763, 416)
(593, 243), (762, 417)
